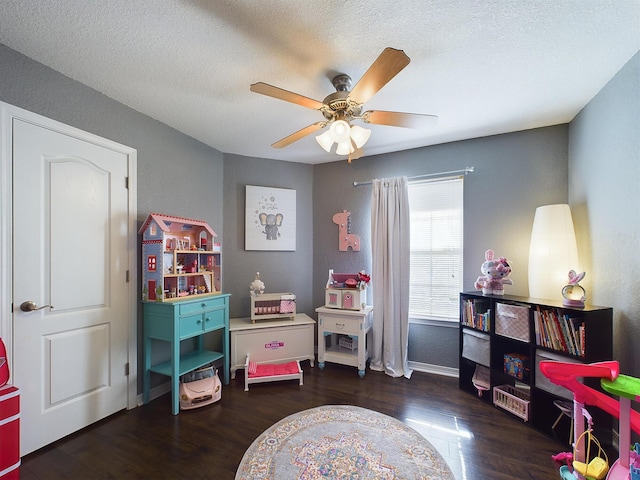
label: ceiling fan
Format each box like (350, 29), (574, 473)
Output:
(250, 47), (438, 162)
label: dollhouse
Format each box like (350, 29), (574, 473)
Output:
(139, 213), (221, 301)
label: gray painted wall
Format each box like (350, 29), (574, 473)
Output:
(222, 154), (314, 319)
(569, 51), (640, 379)
(0, 44), (225, 391)
(2, 41), (636, 390)
(313, 126), (570, 368)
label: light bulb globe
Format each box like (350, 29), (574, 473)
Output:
(329, 120), (351, 143)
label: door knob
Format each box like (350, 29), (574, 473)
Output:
(20, 301), (54, 312)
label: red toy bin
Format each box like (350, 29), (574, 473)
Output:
(0, 385), (20, 479)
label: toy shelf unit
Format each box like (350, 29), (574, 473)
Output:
(140, 213), (222, 302)
(459, 292), (613, 447)
(250, 292), (296, 322)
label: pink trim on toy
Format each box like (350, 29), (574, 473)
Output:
(244, 355), (304, 392)
(248, 361), (300, 378)
(539, 360), (640, 434)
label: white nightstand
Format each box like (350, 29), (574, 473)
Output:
(315, 305), (373, 378)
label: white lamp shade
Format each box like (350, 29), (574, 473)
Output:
(315, 129), (333, 152)
(528, 204), (579, 301)
(350, 125), (371, 149)
(335, 140), (354, 155)
(329, 120), (351, 143)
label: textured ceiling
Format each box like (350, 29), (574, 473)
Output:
(0, 1), (638, 165)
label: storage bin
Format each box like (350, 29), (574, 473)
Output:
(495, 303), (530, 342)
(472, 364), (490, 396)
(504, 353), (529, 380)
(462, 329), (490, 367)
(535, 349), (582, 399)
(493, 384), (530, 421)
(338, 336), (357, 350)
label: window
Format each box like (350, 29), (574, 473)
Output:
(408, 177), (463, 323)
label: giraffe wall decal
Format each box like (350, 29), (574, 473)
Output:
(332, 210), (360, 251)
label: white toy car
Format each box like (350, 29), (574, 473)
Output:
(179, 365), (221, 410)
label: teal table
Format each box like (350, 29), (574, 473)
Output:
(143, 294), (230, 414)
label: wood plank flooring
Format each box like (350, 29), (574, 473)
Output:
(19, 362), (567, 479)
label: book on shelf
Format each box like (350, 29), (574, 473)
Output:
(533, 306), (584, 357)
(462, 299), (490, 331)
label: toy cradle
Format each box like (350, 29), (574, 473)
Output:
(244, 355), (303, 391)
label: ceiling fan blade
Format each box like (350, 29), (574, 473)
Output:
(250, 82), (326, 110)
(363, 110), (438, 128)
(348, 48), (411, 105)
(272, 122), (326, 148)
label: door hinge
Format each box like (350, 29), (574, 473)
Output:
(125, 363), (130, 376)
(125, 176), (129, 189)
(126, 270), (130, 283)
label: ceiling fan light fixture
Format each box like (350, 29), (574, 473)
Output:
(350, 124), (371, 149)
(315, 129), (334, 152)
(329, 119), (351, 143)
(336, 140), (354, 155)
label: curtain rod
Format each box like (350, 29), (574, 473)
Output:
(352, 166), (475, 187)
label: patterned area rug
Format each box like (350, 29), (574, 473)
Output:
(236, 405), (455, 480)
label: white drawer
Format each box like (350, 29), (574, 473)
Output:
(321, 316), (360, 335)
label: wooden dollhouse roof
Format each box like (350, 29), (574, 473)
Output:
(138, 213), (217, 237)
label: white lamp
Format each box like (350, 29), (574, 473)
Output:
(315, 129), (334, 152)
(528, 204), (579, 300)
(315, 120), (371, 156)
(336, 140), (354, 155)
(349, 124), (371, 148)
(329, 120), (351, 143)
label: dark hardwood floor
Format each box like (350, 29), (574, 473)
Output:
(19, 362), (567, 479)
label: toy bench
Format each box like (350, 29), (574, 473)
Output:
(244, 355), (303, 391)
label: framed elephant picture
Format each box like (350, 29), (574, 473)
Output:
(245, 185), (296, 251)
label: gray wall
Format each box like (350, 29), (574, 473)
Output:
(222, 154), (314, 319)
(2, 40), (636, 388)
(313, 126), (570, 368)
(569, 51), (640, 379)
(0, 44), (225, 391)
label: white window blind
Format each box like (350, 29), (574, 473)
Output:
(408, 177), (463, 322)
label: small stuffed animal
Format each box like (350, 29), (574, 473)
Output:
(474, 249), (512, 295)
(249, 272), (265, 297)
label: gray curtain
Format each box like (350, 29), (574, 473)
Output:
(369, 176), (412, 378)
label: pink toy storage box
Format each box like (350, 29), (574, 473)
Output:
(0, 385), (20, 480)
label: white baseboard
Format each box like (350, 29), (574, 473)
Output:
(136, 382), (172, 406)
(408, 361), (459, 378)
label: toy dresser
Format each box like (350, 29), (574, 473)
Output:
(0, 385), (20, 480)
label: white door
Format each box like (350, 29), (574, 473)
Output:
(11, 118), (133, 455)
